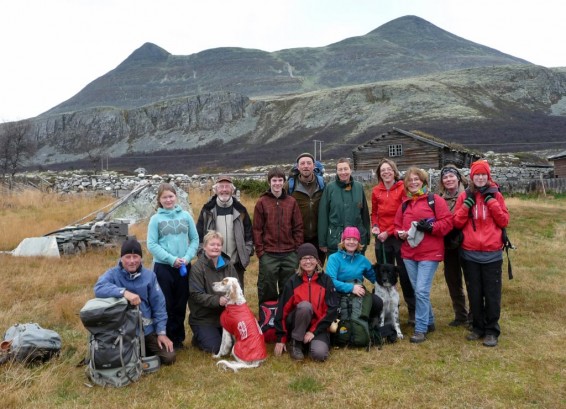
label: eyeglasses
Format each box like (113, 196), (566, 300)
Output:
(301, 256), (317, 261)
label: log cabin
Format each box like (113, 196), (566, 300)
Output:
(352, 127), (480, 171)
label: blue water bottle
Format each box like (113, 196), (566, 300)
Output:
(179, 263), (187, 277)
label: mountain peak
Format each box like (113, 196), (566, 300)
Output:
(119, 42), (170, 67)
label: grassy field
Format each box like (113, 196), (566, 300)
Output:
(1, 188), (565, 409)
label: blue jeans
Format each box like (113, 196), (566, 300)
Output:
(403, 259), (439, 334)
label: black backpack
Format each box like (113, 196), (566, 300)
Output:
(258, 300), (278, 343)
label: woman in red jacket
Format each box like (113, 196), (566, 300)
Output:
(273, 243), (339, 361)
(394, 167), (453, 343)
(453, 160), (509, 347)
(371, 158), (415, 325)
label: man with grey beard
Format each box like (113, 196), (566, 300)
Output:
(196, 175), (254, 292)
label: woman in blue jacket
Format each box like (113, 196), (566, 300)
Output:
(147, 183), (199, 350)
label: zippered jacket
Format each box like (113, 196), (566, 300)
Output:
(453, 188), (509, 252)
(318, 176), (370, 251)
(274, 271), (338, 344)
(94, 261), (167, 336)
(371, 180), (406, 235)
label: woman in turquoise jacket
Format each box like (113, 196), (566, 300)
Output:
(318, 158), (370, 256)
(326, 227), (382, 328)
(147, 183), (199, 349)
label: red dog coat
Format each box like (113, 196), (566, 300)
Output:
(220, 304), (267, 361)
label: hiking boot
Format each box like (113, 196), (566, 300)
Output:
(466, 332), (483, 341)
(410, 332), (426, 344)
(289, 339), (304, 361)
(448, 319), (468, 327)
(483, 335), (498, 347)
(427, 323), (436, 333)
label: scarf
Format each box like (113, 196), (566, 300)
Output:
(407, 186), (428, 200)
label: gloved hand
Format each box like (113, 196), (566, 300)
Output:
(483, 193), (495, 203)
(463, 196), (475, 208)
(416, 218), (433, 233)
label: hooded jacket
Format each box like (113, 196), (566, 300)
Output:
(94, 261), (167, 336)
(252, 189), (303, 258)
(147, 204), (199, 266)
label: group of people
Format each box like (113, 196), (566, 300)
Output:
(93, 153), (509, 367)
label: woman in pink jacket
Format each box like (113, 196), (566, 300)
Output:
(453, 160), (509, 347)
(394, 167), (453, 343)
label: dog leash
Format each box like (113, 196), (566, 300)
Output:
(381, 242), (387, 265)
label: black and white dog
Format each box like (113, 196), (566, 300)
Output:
(373, 263), (403, 341)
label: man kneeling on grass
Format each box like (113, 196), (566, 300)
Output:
(94, 238), (176, 364)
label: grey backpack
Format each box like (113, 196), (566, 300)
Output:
(0, 323), (61, 365)
(80, 297), (142, 387)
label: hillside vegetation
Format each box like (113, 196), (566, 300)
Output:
(1, 189), (565, 408)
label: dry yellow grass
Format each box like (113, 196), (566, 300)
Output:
(1, 189), (565, 408)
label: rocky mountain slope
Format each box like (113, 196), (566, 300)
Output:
(43, 15), (529, 115)
(3, 16), (566, 173)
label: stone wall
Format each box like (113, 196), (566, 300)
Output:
(427, 167), (555, 194)
(20, 166), (560, 196)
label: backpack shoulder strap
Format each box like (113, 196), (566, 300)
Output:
(402, 193), (435, 214)
(427, 192), (435, 216)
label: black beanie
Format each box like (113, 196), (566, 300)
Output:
(297, 243), (318, 260)
(121, 238), (143, 257)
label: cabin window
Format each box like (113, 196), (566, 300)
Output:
(388, 144), (403, 157)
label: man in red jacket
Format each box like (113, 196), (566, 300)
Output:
(253, 167), (304, 304)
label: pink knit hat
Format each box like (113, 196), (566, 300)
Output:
(341, 226), (361, 242)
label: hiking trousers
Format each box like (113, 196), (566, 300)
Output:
(153, 262), (190, 347)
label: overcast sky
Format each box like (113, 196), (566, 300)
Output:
(1, 0), (564, 122)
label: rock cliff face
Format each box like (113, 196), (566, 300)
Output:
(27, 64), (566, 172)
(4, 16), (566, 173)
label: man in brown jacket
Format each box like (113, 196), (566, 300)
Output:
(253, 167), (304, 304)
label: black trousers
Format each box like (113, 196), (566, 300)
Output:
(153, 262), (190, 346)
(460, 258), (502, 337)
(375, 237), (415, 318)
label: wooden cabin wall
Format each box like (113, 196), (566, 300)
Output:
(553, 158), (566, 178)
(353, 134), (439, 171)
